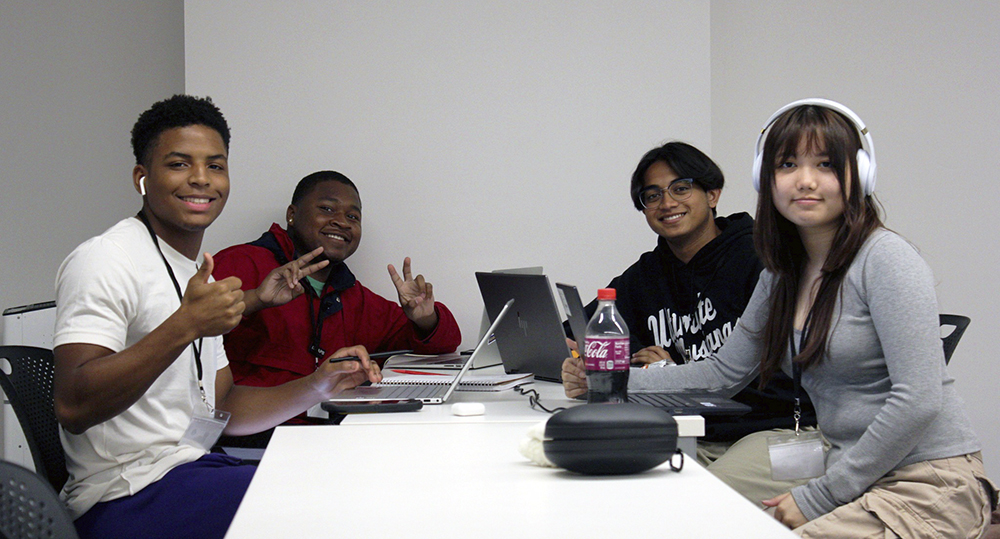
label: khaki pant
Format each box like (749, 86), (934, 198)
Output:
(795, 452), (996, 539)
(698, 428), (824, 504)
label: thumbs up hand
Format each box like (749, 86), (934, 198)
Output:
(179, 252), (246, 338)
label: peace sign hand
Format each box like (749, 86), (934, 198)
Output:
(245, 247), (329, 315)
(388, 257), (439, 333)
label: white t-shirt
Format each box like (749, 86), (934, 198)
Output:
(53, 217), (228, 518)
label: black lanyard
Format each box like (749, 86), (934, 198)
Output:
(305, 285), (327, 363)
(787, 311), (813, 435)
(136, 211), (209, 408)
(301, 264), (350, 365)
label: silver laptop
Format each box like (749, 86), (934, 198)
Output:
(556, 282), (751, 417)
(383, 352), (470, 369)
(475, 272), (570, 382)
(325, 299), (515, 404)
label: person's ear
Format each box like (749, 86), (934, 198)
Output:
(286, 205), (296, 227)
(132, 166), (147, 196)
(706, 188), (722, 208)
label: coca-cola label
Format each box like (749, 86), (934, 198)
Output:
(584, 337), (630, 371)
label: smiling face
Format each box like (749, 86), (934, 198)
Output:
(771, 138), (847, 236)
(641, 161), (720, 256)
(286, 180), (362, 268)
(133, 124), (229, 259)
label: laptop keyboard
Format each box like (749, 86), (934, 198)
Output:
(628, 393), (697, 408)
(371, 385), (444, 399)
(628, 393), (711, 410)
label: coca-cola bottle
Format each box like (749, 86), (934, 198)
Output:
(584, 288), (630, 403)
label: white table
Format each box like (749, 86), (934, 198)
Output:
(334, 377), (705, 456)
(225, 422), (795, 539)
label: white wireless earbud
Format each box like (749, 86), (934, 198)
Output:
(139, 176), (147, 196)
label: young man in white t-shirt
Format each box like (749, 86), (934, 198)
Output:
(53, 95), (381, 539)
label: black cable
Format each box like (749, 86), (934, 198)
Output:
(514, 385), (566, 414)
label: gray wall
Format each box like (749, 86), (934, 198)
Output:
(0, 0), (184, 460)
(184, 0), (714, 336)
(710, 0), (1000, 482)
(0, 0), (186, 317)
(186, 0), (999, 481)
(2, 0), (996, 488)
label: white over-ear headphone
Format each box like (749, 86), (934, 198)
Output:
(139, 176), (147, 196)
(752, 98), (876, 195)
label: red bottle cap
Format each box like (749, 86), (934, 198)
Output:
(596, 288), (616, 301)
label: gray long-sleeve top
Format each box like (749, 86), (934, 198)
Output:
(629, 229), (981, 521)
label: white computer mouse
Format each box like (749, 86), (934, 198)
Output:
(451, 402), (485, 416)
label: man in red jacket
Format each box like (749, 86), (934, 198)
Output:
(213, 170), (461, 398)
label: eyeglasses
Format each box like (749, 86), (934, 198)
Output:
(639, 179), (696, 209)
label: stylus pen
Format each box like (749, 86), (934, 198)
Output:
(328, 350), (413, 363)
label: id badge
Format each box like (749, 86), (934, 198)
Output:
(643, 359), (672, 368)
(180, 410), (231, 451)
(767, 430), (825, 481)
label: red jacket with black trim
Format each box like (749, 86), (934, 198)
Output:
(213, 223), (462, 389)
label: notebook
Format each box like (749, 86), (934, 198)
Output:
(324, 299), (514, 405)
(555, 282), (751, 417)
(475, 272), (571, 383)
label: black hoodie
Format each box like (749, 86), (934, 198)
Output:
(585, 212), (816, 442)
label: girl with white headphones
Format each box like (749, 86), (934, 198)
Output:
(628, 99), (996, 537)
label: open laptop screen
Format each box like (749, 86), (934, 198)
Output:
(475, 272), (569, 382)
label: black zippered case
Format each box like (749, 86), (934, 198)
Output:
(543, 403), (680, 475)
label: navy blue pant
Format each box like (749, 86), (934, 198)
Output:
(74, 453), (256, 539)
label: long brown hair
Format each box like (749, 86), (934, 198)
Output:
(754, 105), (884, 386)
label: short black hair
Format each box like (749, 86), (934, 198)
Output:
(130, 95), (230, 167)
(629, 141), (725, 212)
(291, 170), (360, 206)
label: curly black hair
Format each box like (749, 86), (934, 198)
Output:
(130, 95), (230, 166)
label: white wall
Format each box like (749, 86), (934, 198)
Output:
(711, 0), (1000, 481)
(184, 0), (713, 348)
(0, 0), (185, 455)
(3, 0), (994, 489)
(0, 1), (185, 317)
(188, 0), (997, 481)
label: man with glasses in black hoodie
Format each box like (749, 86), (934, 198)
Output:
(562, 141), (818, 505)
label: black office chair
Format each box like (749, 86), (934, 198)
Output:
(0, 346), (69, 491)
(0, 459), (79, 539)
(939, 314), (970, 364)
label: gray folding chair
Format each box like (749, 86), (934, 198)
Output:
(939, 314), (970, 364)
(0, 459), (78, 539)
(0, 346), (68, 491)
